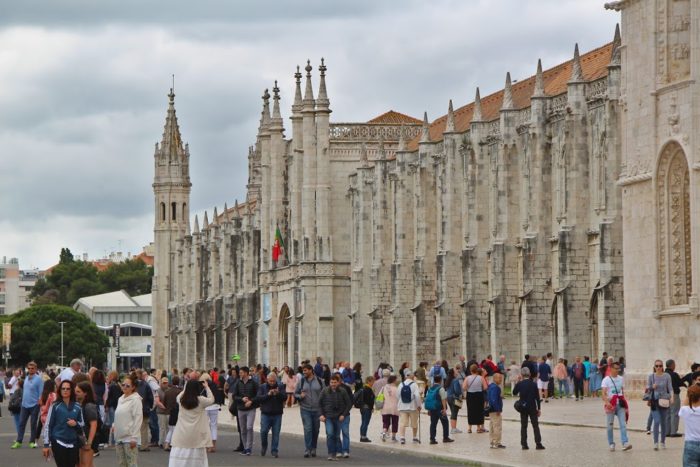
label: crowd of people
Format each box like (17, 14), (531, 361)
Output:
(0, 351), (698, 466)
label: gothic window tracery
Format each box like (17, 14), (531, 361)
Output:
(657, 142), (692, 307)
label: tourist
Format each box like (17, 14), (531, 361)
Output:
(646, 359), (673, 450)
(513, 367), (544, 450)
(112, 374), (142, 467)
(463, 363), (487, 433)
(398, 362), (410, 381)
(356, 376), (376, 443)
(295, 363), (324, 458)
(583, 356), (591, 396)
(75, 381), (99, 466)
(497, 355), (506, 375)
(12, 361), (43, 449)
(145, 369), (161, 448)
(322, 364), (331, 386)
(352, 362), (363, 390)
(445, 367), (463, 434)
(319, 374), (351, 461)
(282, 367), (297, 408)
(169, 377), (214, 466)
(314, 357), (324, 378)
(428, 360), (446, 386)
(571, 356), (585, 401)
(599, 352), (609, 378)
(224, 368), (244, 452)
(372, 368), (391, 395)
(601, 361), (631, 451)
(589, 359), (601, 397)
(338, 376), (353, 457)
(665, 359), (683, 437)
(415, 362), (428, 393)
(425, 374), (453, 445)
(481, 355), (499, 380)
(507, 360), (520, 395)
(42, 379), (84, 467)
(8, 377), (23, 444)
(488, 373), (505, 449)
(679, 384), (700, 466)
(162, 375), (182, 451)
(397, 369), (422, 445)
(135, 370), (154, 451)
(105, 370), (122, 447)
(553, 358), (569, 399)
(537, 356), (551, 403)
(232, 366), (259, 456)
(201, 373), (224, 453)
(56, 359), (82, 385)
(255, 371), (286, 457)
(380, 375), (399, 442)
(155, 377), (171, 450)
(340, 362), (353, 386)
(36, 379), (56, 441)
(91, 370), (107, 422)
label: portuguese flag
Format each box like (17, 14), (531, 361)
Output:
(272, 226), (285, 262)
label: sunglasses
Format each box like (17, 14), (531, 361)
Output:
(655, 364), (664, 368)
(122, 384), (132, 388)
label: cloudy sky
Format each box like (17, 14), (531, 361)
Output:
(0, 1), (619, 270)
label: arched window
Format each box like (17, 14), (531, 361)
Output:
(657, 142), (692, 307)
(160, 202), (166, 222)
(171, 202), (177, 221)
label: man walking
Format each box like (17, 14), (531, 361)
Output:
(537, 356), (551, 403)
(513, 367), (544, 450)
(256, 372), (286, 457)
(319, 374), (351, 461)
(601, 361), (631, 451)
(571, 356), (586, 401)
(314, 357), (324, 379)
(11, 362), (42, 449)
(397, 369), (422, 445)
(233, 366), (259, 456)
(425, 375), (453, 445)
(135, 369), (154, 452)
(665, 359), (683, 437)
(295, 363), (324, 458)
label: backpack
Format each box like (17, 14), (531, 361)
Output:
(8, 389), (22, 414)
(425, 384), (442, 411)
(431, 365), (442, 379)
(352, 387), (364, 409)
(400, 381), (414, 404)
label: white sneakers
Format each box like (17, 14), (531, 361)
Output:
(450, 428), (463, 434)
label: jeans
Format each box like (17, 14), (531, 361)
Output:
(300, 409), (320, 452)
(324, 417), (342, 456)
(557, 379), (569, 397)
(429, 410), (449, 441)
(651, 407), (668, 444)
(17, 405), (40, 443)
(668, 396), (680, 435)
(684, 440), (700, 467)
(606, 405), (629, 446)
(260, 413), (282, 454)
(238, 408), (256, 451)
(360, 408), (372, 438)
(148, 409), (159, 444)
(520, 410), (542, 447)
(573, 379), (584, 399)
(106, 406), (116, 445)
(13, 412), (21, 434)
(339, 413), (350, 454)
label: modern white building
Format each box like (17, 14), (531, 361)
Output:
(0, 257), (38, 315)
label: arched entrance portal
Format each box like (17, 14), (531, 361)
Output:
(278, 304), (291, 366)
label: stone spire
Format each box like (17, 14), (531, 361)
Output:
(223, 202), (229, 222)
(259, 88), (271, 132)
(161, 88), (184, 155)
(445, 99), (455, 133)
(203, 211), (209, 229)
(534, 59), (545, 97)
(398, 124), (406, 151)
(420, 111), (430, 143)
(610, 24), (621, 66)
(316, 58), (330, 110)
(213, 206), (219, 225)
(502, 72), (514, 110)
(570, 43), (584, 82)
(360, 142), (369, 167)
(272, 80), (282, 120)
(303, 60), (314, 104)
(193, 214), (200, 234)
(472, 87), (483, 122)
(233, 199), (241, 219)
(292, 65), (303, 111)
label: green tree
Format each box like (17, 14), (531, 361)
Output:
(59, 248), (74, 265)
(9, 304), (109, 367)
(99, 259), (153, 296)
(31, 259), (102, 306)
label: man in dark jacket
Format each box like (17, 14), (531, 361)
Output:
(513, 367), (544, 450)
(233, 367), (260, 456)
(135, 371), (154, 451)
(319, 374), (351, 461)
(665, 359), (683, 437)
(255, 372), (286, 457)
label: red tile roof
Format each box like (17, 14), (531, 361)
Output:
(406, 42), (614, 151)
(367, 110), (422, 125)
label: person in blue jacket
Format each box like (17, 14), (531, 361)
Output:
(42, 379), (85, 467)
(487, 373), (505, 449)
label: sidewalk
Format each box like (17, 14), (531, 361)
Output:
(220, 396), (684, 467)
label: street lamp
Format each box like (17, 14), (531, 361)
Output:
(58, 321), (66, 368)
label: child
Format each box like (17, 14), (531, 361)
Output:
(488, 373), (505, 449)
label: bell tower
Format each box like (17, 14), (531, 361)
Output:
(152, 88), (191, 369)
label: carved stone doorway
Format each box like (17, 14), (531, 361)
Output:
(278, 304), (291, 366)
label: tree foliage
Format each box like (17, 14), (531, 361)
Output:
(31, 248), (153, 306)
(8, 304), (109, 367)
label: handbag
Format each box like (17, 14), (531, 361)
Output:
(514, 399), (526, 413)
(454, 398), (463, 408)
(658, 398), (671, 408)
(374, 387), (385, 410)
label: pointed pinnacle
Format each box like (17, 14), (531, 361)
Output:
(534, 59), (545, 97)
(272, 80), (282, 119)
(233, 199), (241, 219)
(502, 72), (513, 110)
(203, 211), (209, 229)
(303, 59), (314, 103)
(194, 214), (200, 234)
(293, 65), (303, 108)
(223, 202), (229, 222)
(445, 99), (455, 133)
(472, 87), (482, 122)
(610, 24), (622, 66)
(420, 111), (430, 143)
(213, 206), (218, 224)
(570, 43), (584, 82)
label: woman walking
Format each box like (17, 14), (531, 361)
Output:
(169, 377), (215, 466)
(105, 370), (122, 448)
(75, 381), (99, 466)
(462, 364), (488, 433)
(646, 359), (673, 450)
(679, 384), (700, 466)
(113, 375), (143, 467)
(283, 367), (297, 408)
(35, 379), (56, 442)
(201, 373), (222, 453)
(446, 368), (463, 434)
(42, 379), (85, 467)
(380, 375), (400, 442)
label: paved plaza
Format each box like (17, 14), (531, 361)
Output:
(0, 396), (686, 466)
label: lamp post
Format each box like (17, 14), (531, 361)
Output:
(59, 321), (66, 368)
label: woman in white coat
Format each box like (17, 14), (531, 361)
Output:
(169, 377), (214, 467)
(112, 375), (143, 467)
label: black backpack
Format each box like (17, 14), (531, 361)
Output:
(8, 390), (22, 414)
(352, 387), (364, 409)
